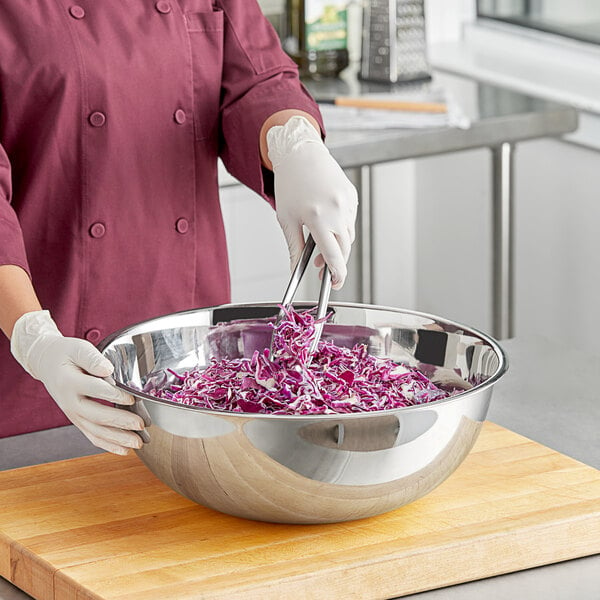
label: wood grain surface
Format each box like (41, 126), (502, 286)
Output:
(0, 422), (598, 600)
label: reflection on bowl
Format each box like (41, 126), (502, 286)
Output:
(99, 302), (507, 524)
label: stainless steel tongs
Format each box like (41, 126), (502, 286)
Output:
(270, 234), (332, 357)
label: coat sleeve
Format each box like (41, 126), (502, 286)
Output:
(0, 143), (30, 276)
(216, 0), (325, 206)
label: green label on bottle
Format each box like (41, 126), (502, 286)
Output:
(305, 1), (348, 52)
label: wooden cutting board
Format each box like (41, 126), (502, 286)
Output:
(1, 422), (598, 600)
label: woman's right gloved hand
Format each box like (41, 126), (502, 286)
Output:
(10, 310), (144, 455)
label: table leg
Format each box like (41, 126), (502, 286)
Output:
(491, 142), (515, 340)
(357, 165), (373, 304)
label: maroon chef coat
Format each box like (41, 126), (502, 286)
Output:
(0, 0), (323, 437)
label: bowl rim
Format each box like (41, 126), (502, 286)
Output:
(98, 301), (508, 420)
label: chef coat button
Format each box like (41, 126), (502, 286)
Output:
(85, 329), (102, 344)
(155, 1), (172, 14)
(176, 218), (189, 234)
(69, 6), (86, 19)
(174, 109), (187, 124)
(89, 222), (106, 238)
(89, 111), (106, 127)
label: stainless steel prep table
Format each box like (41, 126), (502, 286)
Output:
(1, 335), (598, 599)
(305, 71), (578, 339)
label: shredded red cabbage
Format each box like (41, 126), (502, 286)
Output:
(152, 307), (451, 414)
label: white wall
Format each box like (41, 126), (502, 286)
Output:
(425, 0), (475, 43)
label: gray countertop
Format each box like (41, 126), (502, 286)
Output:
(308, 70), (578, 168)
(1, 335), (598, 599)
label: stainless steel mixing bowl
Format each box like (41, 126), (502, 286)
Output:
(99, 302), (507, 524)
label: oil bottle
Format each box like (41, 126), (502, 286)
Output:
(284, 0), (350, 78)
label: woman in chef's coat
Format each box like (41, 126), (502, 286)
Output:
(0, 1), (357, 453)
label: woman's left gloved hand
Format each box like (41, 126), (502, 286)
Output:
(267, 116), (358, 290)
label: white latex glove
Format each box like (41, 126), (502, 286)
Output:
(11, 310), (144, 455)
(267, 116), (358, 289)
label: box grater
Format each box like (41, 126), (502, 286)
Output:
(360, 0), (431, 84)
